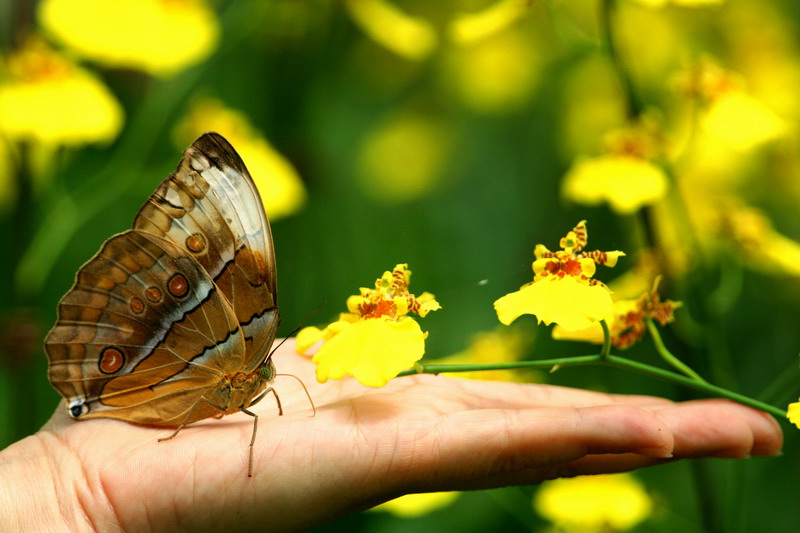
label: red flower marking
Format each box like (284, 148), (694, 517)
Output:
(359, 299), (397, 319)
(543, 257), (583, 278)
(612, 310), (646, 349)
(581, 250), (610, 265)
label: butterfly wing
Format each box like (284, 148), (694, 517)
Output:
(132, 133), (279, 372)
(45, 230), (248, 426)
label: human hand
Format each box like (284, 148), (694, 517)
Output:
(0, 339), (783, 532)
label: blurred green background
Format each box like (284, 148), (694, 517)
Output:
(2, 0), (800, 531)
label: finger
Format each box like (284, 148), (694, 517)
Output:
(461, 453), (668, 489)
(650, 399), (783, 458)
(394, 404), (674, 493)
(736, 406), (784, 456)
(401, 376), (675, 410)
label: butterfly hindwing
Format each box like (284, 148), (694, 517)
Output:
(45, 229), (249, 426)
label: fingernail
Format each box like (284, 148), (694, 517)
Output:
(713, 447), (751, 459)
(633, 446), (673, 458)
(752, 445), (783, 457)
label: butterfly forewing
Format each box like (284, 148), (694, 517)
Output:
(133, 133), (279, 372)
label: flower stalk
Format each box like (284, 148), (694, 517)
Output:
(600, 319), (612, 360)
(397, 353), (786, 420)
(599, 0), (642, 120)
(645, 317), (707, 384)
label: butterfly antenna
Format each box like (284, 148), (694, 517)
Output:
(261, 302), (325, 417)
(266, 301), (327, 360)
(275, 373), (316, 416)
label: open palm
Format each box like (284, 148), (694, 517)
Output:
(2, 339), (782, 532)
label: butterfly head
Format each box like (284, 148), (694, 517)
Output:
(257, 358), (276, 383)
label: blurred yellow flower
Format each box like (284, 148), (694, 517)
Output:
(0, 38), (123, 145)
(174, 98), (305, 220)
(345, 0), (536, 64)
(666, 62), (796, 275)
(494, 221), (623, 331)
(345, 0), (436, 60)
(438, 327), (536, 382)
(443, 27), (541, 114)
(39, 0), (219, 76)
(562, 120), (669, 214)
(702, 91), (785, 151)
(371, 492), (459, 517)
(356, 111), (452, 203)
(723, 2), (800, 120)
(788, 400), (800, 429)
(632, 0), (725, 6)
(534, 473), (653, 532)
(448, 0), (532, 45)
(676, 59), (786, 151)
(296, 264), (440, 387)
(723, 206), (800, 277)
(563, 155), (668, 214)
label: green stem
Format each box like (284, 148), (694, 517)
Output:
(396, 355), (602, 376)
(599, 0), (642, 119)
(646, 318), (708, 383)
(600, 319), (612, 360)
(398, 354), (787, 420)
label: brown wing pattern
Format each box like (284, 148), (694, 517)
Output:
(44, 230), (247, 426)
(133, 133), (279, 371)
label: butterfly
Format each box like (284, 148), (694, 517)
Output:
(45, 132), (285, 476)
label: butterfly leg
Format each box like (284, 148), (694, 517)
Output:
(248, 386), (283, 415)
(241, 388), (283, 477)
(239, 407), (259, 478)
(158, 396), (226, 442)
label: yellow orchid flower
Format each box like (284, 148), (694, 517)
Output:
(495, 221), (624, 332)
(297, 264), (440, 387)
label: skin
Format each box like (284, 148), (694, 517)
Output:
(0, 339), (783, 532)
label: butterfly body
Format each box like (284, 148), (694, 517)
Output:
(45, 133), (280, 437)
(204, 362), (276, 418)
